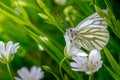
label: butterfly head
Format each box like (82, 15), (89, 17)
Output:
(65, 28), (81, 49)
(66, 28), (76, 39)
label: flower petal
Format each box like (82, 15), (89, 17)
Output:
(64, 34), (71, 53)
(30, 66), (44, 80)
(72, 56), (87, 64)
(35, 67), (44, 80)
(85, 71), (92, 75)
(94, 61), (102, 71)
(70, 45), (83, 56)
(6, 41), (13, 52)
(70, 62), (79, 68)
(74, 49), (88, 57)
(11, 43), (19, 54)
(71, 68), (83, 71)
(0, 41), (5, 56)
(5, 41), (13, 59)
(14, 77), (22, 80)
(71, 66), (86, 71)
(16, 66), (44, 80)
(17, 67), (30, 80)
(89, 49), (101, 64)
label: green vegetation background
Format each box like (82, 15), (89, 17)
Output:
(0, 0), (120, 80)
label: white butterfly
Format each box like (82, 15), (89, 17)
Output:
(66, 10), (109, 51)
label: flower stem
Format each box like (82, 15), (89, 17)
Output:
(59, 57), (67, 80)
(51, 72), (60, 80)
(7, 64), (13, 80)
(69, 18), (74, 28)
(89, 73), (94, 80)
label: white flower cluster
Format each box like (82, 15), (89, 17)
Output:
(70, 49), (102, 75)
(0, 41), (44, 80)
(64, 32), (102, 75)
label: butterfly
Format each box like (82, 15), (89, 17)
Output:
(66, 10), (109, 51)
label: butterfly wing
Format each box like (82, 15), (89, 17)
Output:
(72, 10), (109, 51)
(75, 10), (107, 30)
(73, 27), (109, 51)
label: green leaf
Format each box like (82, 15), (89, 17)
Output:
(15, 1), (30, 22)
(103, 64), (120, 80)
(95, 5), (106, 18)
(104, 0), (120, 39)
(104, 47), (120, 76)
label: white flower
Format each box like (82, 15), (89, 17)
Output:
(0, 41), (20, 63)
(15, 66), (44, 80)
(70, 49), (102, 75)
(64, 32), (88, 57)
(54, 0), (67, 5)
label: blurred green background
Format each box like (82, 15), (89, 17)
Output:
(0, 0), (120, 80)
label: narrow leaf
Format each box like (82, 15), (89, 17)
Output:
(103, 64), (120, 80)
(104, 47), (120, 76)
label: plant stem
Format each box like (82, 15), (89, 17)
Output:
(89, 73), (94, 80)
(7, 64), (13, 80)
(51, 72), (60, 80)
(37, 0), (65, 34)
(59, 57), (67, 80)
